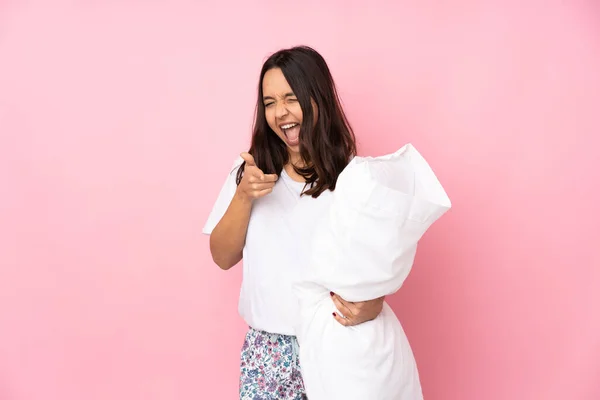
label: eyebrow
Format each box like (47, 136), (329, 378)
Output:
(263, 92), (296, 101)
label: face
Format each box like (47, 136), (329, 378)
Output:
(262, 68), (317, 159)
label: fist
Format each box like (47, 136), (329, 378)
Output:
(236, 152), (278, 201)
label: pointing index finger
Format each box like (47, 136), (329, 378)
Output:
(263, 173), (278, 182)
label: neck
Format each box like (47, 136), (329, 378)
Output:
(288, 151), (304, 168)
(285, 152), (307, 182)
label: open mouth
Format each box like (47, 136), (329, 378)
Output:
(280, 122), (301, 146)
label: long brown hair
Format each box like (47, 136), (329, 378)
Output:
(236, 45), (357, 198)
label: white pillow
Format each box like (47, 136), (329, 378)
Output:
(294, 143), (451, 400)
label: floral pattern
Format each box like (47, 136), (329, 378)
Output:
(239, 328), (307, 400)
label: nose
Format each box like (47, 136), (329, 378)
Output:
(275, 102), (289, 119)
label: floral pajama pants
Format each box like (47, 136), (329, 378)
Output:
(239, 327), (307, 400)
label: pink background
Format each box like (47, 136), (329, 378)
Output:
(1, 1), (599, 399)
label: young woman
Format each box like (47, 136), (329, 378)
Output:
(203, 45), (384, 400)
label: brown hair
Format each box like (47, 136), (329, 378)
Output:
(236, 45), (357, 198)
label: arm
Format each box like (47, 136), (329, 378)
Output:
(207, 152), (277, 270)
(209, 191), (252, 270)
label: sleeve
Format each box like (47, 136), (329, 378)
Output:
(202, 156), (244, 235)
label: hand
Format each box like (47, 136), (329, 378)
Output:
(330, 292), (385, 327)
(236, 152), (278, 201)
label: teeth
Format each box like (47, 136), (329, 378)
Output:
(281, 123), (298, 130)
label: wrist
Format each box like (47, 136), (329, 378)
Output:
(234, 187), (252, 206)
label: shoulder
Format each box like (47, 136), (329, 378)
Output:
(225, 155), (244, 177)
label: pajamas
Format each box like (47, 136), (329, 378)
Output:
(239, 327), (307, 400)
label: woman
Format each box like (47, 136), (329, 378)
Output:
(203, 45), (384, 399)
